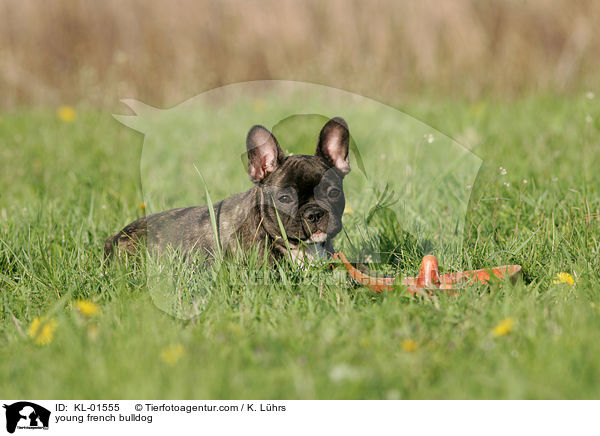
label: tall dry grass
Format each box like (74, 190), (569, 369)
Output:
(1, 0), (599, 108)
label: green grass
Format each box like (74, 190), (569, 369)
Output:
(1, 93), (599, 399)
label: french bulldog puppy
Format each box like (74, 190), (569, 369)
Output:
(104, 117), (351, 262)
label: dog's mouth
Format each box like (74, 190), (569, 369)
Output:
(302, 231), (328, 244)
(287, 231), (328, 248)
(290, 232), (329, 263)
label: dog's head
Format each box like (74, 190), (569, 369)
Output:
(246, 117), (350, 251)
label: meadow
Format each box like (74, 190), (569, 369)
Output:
(0, 92), (599, 399)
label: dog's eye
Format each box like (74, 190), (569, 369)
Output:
(328, 188), (341, 199)
(278, 194), (292, 204)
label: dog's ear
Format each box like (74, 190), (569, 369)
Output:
(246, 125), (285, 183)
(315, 117), (350, 175)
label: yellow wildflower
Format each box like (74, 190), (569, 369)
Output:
(28, 317), (58, 345)
(160, 344), (185, 365)
(402, 339), (417, 352)
(57, 106), (76, 122)
(553, 272), (575, 286)
(138, 202), (146, 211)
(492, 318), (514, 337)
(74, 300), (100, 317)
(344, 204), (354, 215)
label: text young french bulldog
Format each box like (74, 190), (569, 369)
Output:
(104, 117), (351, 262)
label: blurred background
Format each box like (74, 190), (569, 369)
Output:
(1, 0), (599, 109)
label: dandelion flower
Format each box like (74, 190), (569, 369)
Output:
(402, 339), (417, 352)
(160, 344), (185, 365)
(57, 106), (76, 123)
(344, 204), (354, 215)
(553, 272), (575, 286)
(138, 202), (146, 211)
(492, 318), (514, 337)
(28, 317), (58, 345)
(75, 300), (100, 317)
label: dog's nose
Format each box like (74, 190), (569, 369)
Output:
(303, 206), (325, 224)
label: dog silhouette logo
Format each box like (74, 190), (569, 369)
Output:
(3, 402), (50, 433)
